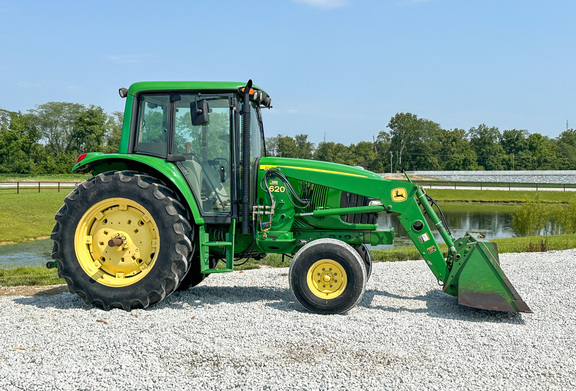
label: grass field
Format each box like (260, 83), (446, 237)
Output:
(427, 188), (575, 204)
(0, 190), (69, 244)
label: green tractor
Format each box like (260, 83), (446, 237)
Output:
(50, 80), (530, 314)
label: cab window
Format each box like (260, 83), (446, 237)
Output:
(134, 94), (169, 156)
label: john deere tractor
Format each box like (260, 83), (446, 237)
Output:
(50, 80), (530, 314)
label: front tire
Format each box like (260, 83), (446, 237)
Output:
(289, 239), (366, 314)
(51, 171), (192, 310)
(354, 244), (373, 280)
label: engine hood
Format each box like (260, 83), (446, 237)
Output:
(258, 157), (383, 181)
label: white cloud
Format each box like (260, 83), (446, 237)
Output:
(293, 0), (349, 9)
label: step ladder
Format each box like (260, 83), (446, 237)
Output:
(198, 220), (236, 273)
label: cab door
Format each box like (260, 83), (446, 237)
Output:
(172, 94), (235, 223)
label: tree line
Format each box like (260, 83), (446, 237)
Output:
(267, 113), (576, 172)
(0, 103), (122, 174)
(1, 104), (575, 174)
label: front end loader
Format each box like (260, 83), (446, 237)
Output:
(49, 80), (530, 314)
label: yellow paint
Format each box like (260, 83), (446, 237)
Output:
(391, 187), (408, 202)
(259, 164), (365, 178)
(306, 259), (347, 299)
(74, 198), (160, 287)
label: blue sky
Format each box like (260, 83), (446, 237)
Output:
(0, 0), (574, 145)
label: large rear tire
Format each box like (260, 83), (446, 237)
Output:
(289, 239), (366, 314)
(51, 171), (192, 310)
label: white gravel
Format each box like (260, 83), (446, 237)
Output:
(1, 249), (575, 390)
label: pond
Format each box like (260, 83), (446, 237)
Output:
(0, 203), (523, 268)
(375, 203), (515, 248)
(0, 239), (54, 268)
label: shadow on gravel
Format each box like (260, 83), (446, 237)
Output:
(361, 289), (525, 324)
(12, 285), (296, 312)
(12, 284), (525, 324)
(14, 293), (88, 310)
(158, 285), (297, 312)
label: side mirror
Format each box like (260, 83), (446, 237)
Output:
(190, 99), (209, 126)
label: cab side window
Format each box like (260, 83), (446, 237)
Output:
(134, 94), (170, 156)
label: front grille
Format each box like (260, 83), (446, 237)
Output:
(340, 192), (377, 225)
(301, 182), (328, 215)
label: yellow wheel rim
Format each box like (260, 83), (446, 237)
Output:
(74, 198), (160, 287)
(306, 259), (347, 299)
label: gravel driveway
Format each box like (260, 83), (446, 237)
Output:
(0, 250), (574, 390)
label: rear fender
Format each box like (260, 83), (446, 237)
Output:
(73, 152), (204, 225)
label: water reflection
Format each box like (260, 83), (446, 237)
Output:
(375, 204), (515, 249)
(0, 239), (53, 268)
(382, 204), (514, 238)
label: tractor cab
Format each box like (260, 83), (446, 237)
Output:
(128, 85), (269, 224)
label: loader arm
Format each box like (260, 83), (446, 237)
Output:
(383, 182), (531, 312)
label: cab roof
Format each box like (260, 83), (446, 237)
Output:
(127, 81), (263, 95)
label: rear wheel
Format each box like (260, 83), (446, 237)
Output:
(289, 239), (366, 314)
(177, 254), (218, 291)
(51, 171), (192, 310)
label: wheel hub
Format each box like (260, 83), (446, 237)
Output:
(306, 259), (347, 299)
(75, 198), (160, 287)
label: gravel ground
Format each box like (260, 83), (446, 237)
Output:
(0, 250), (575, 391)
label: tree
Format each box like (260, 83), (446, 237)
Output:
(468, 124), (505, 170)
(30, 102), (86, 155)
(500, 129), (529, 170)
(439, 128), (478, 170)
(313, 141), (355, 165)
(557, 129), (576, 169)
(354, 141), (380, 171)
(387, 113), (420, 170)
(526, 133), (559, 169)
(276, 135), (298, 157)
(0, 111), (41, 173)
(387, 113), (443, 171)
(70, 105), (107, 153)
(0, 109), (12, 130)
(294, 134), (314, 160)
(104, 111), (124, 153)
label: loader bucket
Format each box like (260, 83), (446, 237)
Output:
(444, 233), (531, 313)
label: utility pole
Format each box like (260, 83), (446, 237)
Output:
(390, 151), (393, 174)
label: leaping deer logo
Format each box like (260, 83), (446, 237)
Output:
(391, 188), (407, 202)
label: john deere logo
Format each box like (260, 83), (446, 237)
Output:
(391, 188), (407, 202)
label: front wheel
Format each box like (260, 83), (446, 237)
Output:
(51, 171), (192, 310)
(289, 239), (366, 314)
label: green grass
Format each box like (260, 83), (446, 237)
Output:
(0, 190), (69, 243)
(0, 267), (63, 286)
(427, 189), (576, 204)
(370, 233), (576, 263)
